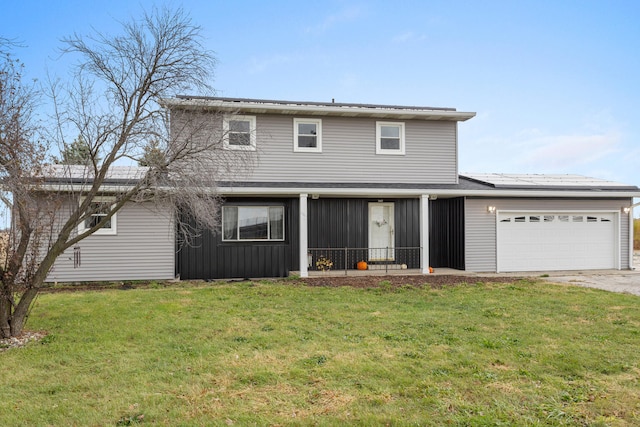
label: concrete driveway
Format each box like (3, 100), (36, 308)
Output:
(542, 252), (640, 296)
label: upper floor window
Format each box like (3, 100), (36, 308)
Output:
(376, 121), (405, 155)
(78, 196), (117, 236)
(222, 206), (285, 241)
(293, 118), (322, 152)
(223, 115), (256, 150)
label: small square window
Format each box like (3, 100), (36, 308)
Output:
(376, 122), (405, 155)
(293, 118), (322, 152)
(223, 115), (256, 150)
(78, 196), (117, 235)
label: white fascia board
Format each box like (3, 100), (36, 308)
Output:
(216, 186), (640, 199)
(163, 98), (476, 122)
(38, 183), (640, 199)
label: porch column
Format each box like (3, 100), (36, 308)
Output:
(299, 193), (309, 277)
(420, 194), (430, 274)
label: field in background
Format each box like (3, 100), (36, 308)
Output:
(635, 219), (640, 250)
(1, 279), (639, 425)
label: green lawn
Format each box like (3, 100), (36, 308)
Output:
(1, 279), (639, 426)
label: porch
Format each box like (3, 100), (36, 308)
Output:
(306, 247), (425, 275)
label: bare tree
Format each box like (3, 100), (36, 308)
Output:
(0, 7), (249, 338)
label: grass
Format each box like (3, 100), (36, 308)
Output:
(1, 279), (640, 426)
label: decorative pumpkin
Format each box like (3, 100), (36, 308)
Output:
(429, 266), (434, 274)
(357, 261), (368, 270)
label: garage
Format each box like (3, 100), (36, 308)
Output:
(496, 211), (618, 272)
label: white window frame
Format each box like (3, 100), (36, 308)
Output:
(293, 118), (322, 153)
(222, 206), (285, 242)
(78, 196), (117, 236)
(223, 115), (257, 151)
(376, 121), (405, 155)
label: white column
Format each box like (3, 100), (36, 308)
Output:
(628, 208), (634, 270)
(420, 194), (430, 274)
(299, 193), (309, 277)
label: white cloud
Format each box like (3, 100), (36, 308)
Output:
(460, 126), (623, 178)
(514, 131), (621, 170)
(247, 54), (293, 74)
(305, 6), (363, 34)
(392, 31), (427, 43)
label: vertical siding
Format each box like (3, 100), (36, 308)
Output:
(48, 201), (175, 282)
(429, 197), (465, 269)
(465, 198), (632, 272)
(176, 198), (299, 279)
(307, 198), (421, 269)
(173, 111), (459, 184)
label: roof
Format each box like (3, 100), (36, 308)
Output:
(215, 175), (640, 198)
(462, 173), (639, 191)
(36, 167), (640, 198)
(41, 165), (148, 184)
(162, 96), (476, 122)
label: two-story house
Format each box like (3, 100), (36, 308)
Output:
(47, 97), (640, 282)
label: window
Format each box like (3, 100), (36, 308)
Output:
(78, 196), (117, 235)
(223, 115), (256, 150)
(223, 206), (284, 241)
(293, 118), (322, 152)
(376, 122), (405, 155)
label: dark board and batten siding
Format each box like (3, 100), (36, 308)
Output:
(308, 198), (423, 269)
(176, 198), (299, 279)
(177, 196), (468, 279)
(429, 198), (465, 270)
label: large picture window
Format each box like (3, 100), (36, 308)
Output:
(376, 121), (405, 155)
(223, 115), (256, 150)
(78, 196), (117, 235)
(223, 206), (284, 241)
(293, 118), (322, 152)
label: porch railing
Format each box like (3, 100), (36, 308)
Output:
(307, 247), (422, 275)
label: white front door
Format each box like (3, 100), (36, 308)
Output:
(369, 202), (395, 261)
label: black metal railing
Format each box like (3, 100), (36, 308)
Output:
(307, 247), (422, 275)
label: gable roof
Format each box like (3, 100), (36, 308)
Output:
(163, 96), (476, 122)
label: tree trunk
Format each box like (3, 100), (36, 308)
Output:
(9, 287), (39, 337)
(0, 294), (11, 339)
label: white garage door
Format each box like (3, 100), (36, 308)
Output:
(497, 212), (618, 272)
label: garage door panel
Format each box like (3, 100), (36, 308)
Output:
(497, 212), (616, 272)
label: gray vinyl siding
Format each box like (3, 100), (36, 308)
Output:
(172, 111), (458, 184)
(47, 201), (174, 282)
(465, 198), (632, 272)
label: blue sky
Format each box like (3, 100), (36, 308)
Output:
(2, 1), (639, 206)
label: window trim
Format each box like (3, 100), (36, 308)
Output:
(78, 196), (117, 236)
(376, 121), (406, 155)
(223, 115), (257, 151)
(293, 118), (322, 153)
(222, 205), (285, 242)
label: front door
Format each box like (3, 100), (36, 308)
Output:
(368, 202), (395, 261)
